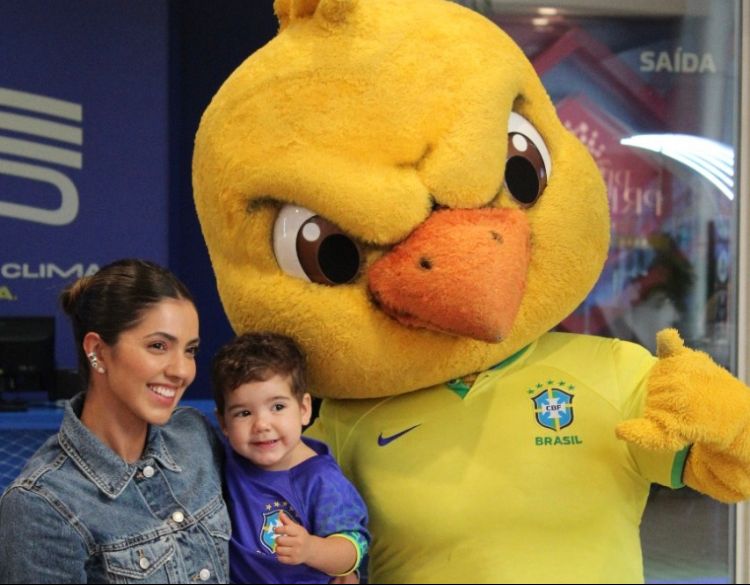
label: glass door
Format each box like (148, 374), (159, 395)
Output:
(735, 2), (750, 582)
(454, 0), (746, 582)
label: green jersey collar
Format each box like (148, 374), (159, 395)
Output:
(446, 344), (531, 399)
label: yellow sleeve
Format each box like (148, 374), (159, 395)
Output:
(614, 339), (687, 488)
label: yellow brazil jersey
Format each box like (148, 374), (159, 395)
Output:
(306, 332), (687, 584)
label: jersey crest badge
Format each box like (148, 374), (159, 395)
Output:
(260, 510), (283, 553)
(531, 386), (575, 431)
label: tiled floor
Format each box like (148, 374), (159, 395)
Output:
(0, 429), (54, 491)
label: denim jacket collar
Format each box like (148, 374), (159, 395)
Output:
(58, 392), (182, 499)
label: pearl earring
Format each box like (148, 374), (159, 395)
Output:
(87, 352), (105, 374)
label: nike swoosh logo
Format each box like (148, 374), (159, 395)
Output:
(377, 424), (421, 446)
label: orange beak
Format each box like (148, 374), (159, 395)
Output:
(368, 208), (531, 342)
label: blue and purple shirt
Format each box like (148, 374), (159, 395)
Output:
(225, 437), (369, 584)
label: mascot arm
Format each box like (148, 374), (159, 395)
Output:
(616, 328), (750, 503)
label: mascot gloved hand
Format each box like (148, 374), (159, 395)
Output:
(192, 0), (750, 582)
(617, 328), (750, 503)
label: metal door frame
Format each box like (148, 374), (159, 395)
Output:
(736, 0), (750, 582)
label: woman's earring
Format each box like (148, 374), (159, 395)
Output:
(87, 352), (105, 374)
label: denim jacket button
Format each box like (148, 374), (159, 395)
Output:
(199, 568), (211, 581)
(139, 556), (151, 570)
(171, 510), (185, 524)
(142, 465), (155, 478)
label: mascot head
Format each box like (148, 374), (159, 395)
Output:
(193, 0), (609, 398)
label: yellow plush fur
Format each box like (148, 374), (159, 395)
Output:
(617, 329), (750, 502)
(193, 0), (609, 398)
(193, 0), (750, 509)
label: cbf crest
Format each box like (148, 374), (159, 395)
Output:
(259, 501), (296, 554)
(530, 382), (575, 431)
(260, 510), (283, 553)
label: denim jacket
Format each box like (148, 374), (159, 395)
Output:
(0, 393), (230, 584)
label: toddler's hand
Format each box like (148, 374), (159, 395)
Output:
(275, 511), (313, 565)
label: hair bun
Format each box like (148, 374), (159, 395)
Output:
(59, 276), (91, 316)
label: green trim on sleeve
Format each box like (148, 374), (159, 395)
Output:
(671, 445), (691, 488)
(328, 531), (368, 576)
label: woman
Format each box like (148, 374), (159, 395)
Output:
(0, 259), (230, 583)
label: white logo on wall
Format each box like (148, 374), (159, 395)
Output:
(640, 48), (716, 74)
(1, 263), (98, 280)
(0, 87), (82, 225)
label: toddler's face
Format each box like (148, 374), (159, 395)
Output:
(218, 374), (312, 471)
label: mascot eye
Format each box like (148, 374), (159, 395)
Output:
(505, 112), (552, 206)
(273, 205), (362, 285)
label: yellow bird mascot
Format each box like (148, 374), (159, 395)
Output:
(193, 0), (750, 582)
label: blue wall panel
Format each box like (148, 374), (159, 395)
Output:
(0, 1), (170, 371)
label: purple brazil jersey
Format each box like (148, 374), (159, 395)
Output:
(225, 437), (369, 584)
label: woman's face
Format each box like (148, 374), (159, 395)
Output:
(98, 298), (199, 426)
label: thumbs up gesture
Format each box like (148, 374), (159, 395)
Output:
(616, 329), (750, 502)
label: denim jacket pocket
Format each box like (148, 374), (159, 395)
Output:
(102, 537), (176, 583)
(198, 500), (231, 581)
